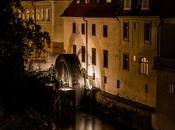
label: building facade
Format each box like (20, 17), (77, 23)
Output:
(62, 0), (159, 108)
(21, 0), (71, 70)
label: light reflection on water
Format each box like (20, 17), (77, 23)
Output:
(56, 111), (117, 130)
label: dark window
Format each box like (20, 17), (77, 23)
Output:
(93, 73), (95, 80)
(81, 23), (85, 34)
(104, 76), (107, 84)
(92, 24), (96, 36)
(144, 23), (151, 42)
(92, 48), (96, 65)
(81, 46), (85, 62)
(145, 84), (148, 93)
(72, 22), (76, 33)
(73, 45), (76, 54)
(123, 53), (129, 70)
(123, 22), (129, 40)
(117, 80), (120, 88)
(103, 25), (108, 37)
(103, 50), (108, 68)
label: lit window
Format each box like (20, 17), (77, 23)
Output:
(25, 9), (30, 20)
(31, 10), (34, 20)
(36, 9), (40, 21)
(18, 10), (22, 18)
(103, 50), (108, 68)
(92, 48), (96, 65)
(73, 45), (76, 54)
(92, 24), (96, 36)
(124, 0), (131, 10)
(141, 0), (149, 10)
(82, 46), (85, 62)
(44, 8), (49, 21)
(40, 9), (44, 21)
(72, 23), (76, 33)
(103, 25), (108, 37)
(139, 57), (149, 75)
(144, 23), (151, 44)
(106, 0), (112, 3)
(81, 23), (85, 34)
(123, 53), (129, 70)
(76, 0), (80, 4)
(123, 22), (129, 41)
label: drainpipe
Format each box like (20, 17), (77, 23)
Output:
(83, 17), (88, 81)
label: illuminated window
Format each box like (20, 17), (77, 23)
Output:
(141, 0), (149, 10)
(31, 10), (35, 20)
(92, 48), (96, 65)
(44, 8), (49, 21)
(26, 9), (30, 20)
(81, 46), (85, 62)
(81, 23), (85, 34)
(123, 53), (129, 70)
(36, 9), (40, 21)
(40, 9), (44, 21)
(18, 10), (22, 18)
(22, 11), (25, 20)
(169, 82), (175, 94)
(139, 57), (149, 75)
(123, 22), (129, 41)
(72, 23), (76, 33)
(144, 23), (151, 44)
(103, 50), (108, 68)
(76, 0), (80, 4)
(103, 25), (108, 37)
(106, 0), (112, 3)
(124, 0), (131, 10)
(73, 45), (76, 54)
(92, 24), (96, 36)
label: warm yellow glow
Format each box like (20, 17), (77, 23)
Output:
(133, 55), (137, 62)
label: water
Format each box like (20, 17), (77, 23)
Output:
(55, 111), (118, 130)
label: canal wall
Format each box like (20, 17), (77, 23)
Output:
(84, 89), (155, 130)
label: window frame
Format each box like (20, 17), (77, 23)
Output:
(92, 48), (96, 65)
(92, 24), (96, 36)
(81, 46), (85, 62)
(123, 22), (129, 41)
(141, 0), (150, 10)
(123, 53), (129, 70)
(123, 0), (131, 10)
(103, 50), (108, 68)
(144, 23), (151, 44)
(72, 22), (76, 34)
(139, 57), (149, 75)
(103, 25), (108, 38)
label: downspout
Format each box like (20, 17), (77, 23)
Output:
(83, 17), (88, 81)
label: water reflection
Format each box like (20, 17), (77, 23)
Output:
(56, 111), (116, 130)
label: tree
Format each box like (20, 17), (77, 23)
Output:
(0, 0), (50, 103)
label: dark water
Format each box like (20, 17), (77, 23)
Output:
(55, 111), (118, 130)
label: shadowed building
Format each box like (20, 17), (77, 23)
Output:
(62, 0), (175, 129)
(21, 0), (72, 70)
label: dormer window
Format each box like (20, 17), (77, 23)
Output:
(141, 0), (149, 10)
(124, 0), (131, 10)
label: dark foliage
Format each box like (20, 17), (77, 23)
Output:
(0, 0), (52, 116)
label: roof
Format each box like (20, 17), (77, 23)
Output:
(62, 0), (175, 17)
